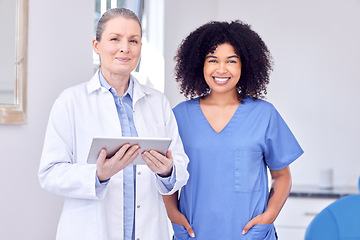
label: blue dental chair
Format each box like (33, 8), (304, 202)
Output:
(304, 179), (360, 240)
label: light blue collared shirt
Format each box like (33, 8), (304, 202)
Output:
(96, 71), (175, 240)
(99, 71), (137, 240)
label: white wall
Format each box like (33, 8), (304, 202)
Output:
(0, 0), (94, 239)
(164, 0), (360, 188)
(164, 0), (217, 106)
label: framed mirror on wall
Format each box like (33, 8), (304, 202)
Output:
(0, 0), (28, 124)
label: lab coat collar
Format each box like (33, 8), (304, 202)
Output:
(87, 70), (150, 105)
(132, 75), (149, 105)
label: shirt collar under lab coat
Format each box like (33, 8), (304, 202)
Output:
(98, 70), (134, 101)
(87, 70), (150, 106)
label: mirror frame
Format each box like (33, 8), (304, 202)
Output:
(0, 0), (28, 124)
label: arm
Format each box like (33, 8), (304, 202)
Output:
(242, 166), (292, 234)
(162, 98), (190, 194)
(39, 92), (140, 199)
(162, 192), (195, 238)
(38, 97), (99, 199)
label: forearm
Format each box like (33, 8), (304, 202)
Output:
(39, 162), (101, 199)
(264, 166), (292, 223)
(163, 191), (195, 237)
(162, 191), (179, 219)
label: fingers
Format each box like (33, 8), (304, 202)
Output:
(145, 150), (167, 165)
(141, 152), (159, 172)
(141, 150), (173, 176)
(166, 149), (172, 158)
(96, 148), (107, 166)
(117, 144), (140, 165)
(242, 217), (257, 235)
(242, 212), (274, 235)
(242, 223), (252, 235)
(181, 216), (195, 238)
(186, 226), (195, 238)
(113, 144), (137, 161)
(96, 144), (140, 181)
(171, 212), (195, 238)
(142, 150), (162, 166)
(242, 220), (254, 235)
(96, 149), (109, 181)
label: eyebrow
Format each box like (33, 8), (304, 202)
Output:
(205, 55), (239, 59)
(108, 33), (141, 38)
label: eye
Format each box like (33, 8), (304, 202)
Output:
(129, 39), (138, 44)
(208, 59), (217, 63)
(228, 60), (237, 63)
(110, 38), (118, 41)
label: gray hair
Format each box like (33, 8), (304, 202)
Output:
(95, 8), (142, 41)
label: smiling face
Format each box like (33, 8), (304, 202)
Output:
(93, 16), (142, 78)
(203, 43), (242, 97)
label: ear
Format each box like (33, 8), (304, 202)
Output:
(92, 39), (100, 54)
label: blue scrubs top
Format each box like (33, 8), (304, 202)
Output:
(172, 97), (303, 240)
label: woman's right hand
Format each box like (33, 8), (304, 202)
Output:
(96, 144), (141, 181)
(169, 209), (195, 238)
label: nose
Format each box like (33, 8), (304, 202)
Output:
(216, 63), (228, 74)
(120, 48), (129, 53)
(119, 42), (129, 53)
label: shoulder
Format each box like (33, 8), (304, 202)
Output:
(133, 76), (166, 101)
(244, 97), (276, 114)
(58, 72), (99, 101)
(131, 78), (174, 118)
(141, 84), (163, 97)
(52, 73), (98, 111)
(173, 98), (198, 113)
(55, 82), (88, 105)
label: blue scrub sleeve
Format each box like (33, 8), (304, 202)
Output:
(264, 108), (303, 170)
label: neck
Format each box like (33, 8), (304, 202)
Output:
(101, 69), (130, 97)
(203, 90), (240, 106)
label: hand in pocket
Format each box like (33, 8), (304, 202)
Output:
(170, 211), (195, 238)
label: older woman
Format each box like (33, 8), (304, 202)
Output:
(39, 8), (189, 240)
(163, 20), (303, 240)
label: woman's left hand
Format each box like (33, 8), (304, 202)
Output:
(242, 166), (291, 235)
(241, 212), (274, 235)
(141, 149), (173, 177)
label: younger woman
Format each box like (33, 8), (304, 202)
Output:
(163, 20), (303, 240)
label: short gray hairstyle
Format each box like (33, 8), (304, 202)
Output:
(95, 8), (142, 41)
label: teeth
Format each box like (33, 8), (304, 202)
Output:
(214, 77), (230, 82)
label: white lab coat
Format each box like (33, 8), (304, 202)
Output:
(38, 71), (189, 240)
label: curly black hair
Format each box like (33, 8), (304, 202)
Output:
(174, 20), (273, 101)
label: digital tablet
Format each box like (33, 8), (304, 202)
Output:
(87, 136), (172, 165)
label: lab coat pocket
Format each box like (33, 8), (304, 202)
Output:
(233, 151), (263, 192)
(244, 223), (277, 240)
(172, 222), (191, 240)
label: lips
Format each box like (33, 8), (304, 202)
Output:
(115, 57), (131, 62)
